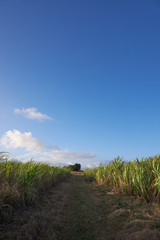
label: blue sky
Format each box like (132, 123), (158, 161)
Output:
(0, 0), (160, 168)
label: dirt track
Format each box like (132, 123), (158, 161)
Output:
(1, 173), (160, 240)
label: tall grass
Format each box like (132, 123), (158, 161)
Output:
(0, 153), (70, 222)
(84, 156), (160, 203)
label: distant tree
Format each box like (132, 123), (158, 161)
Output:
(73, 163), (81, 171)
(67, 163), (81, 171)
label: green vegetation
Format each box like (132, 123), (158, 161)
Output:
(0, 152), (70, 222)
(67, 163), (81, 171)
(84, 155), (160, 203)
(2, 152), (160, 239)
(1, 171), (160, 240)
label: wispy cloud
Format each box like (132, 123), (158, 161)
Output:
(16, 149), (99, 168)
(14, 108), (52, 121)
(44, 150), (97, 164)
(87, 162), (100, 169)
(0, 130), (99, 168)
(0, 129), (46, 151)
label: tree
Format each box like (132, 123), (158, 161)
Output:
(67, 163), (81, 171)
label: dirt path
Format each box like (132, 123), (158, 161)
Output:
(1, 173), (160, 240)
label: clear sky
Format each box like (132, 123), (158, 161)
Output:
(0, 0), (160, 168)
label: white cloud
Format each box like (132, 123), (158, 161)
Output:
(14, 108), (52, 121)
(0, 130), (46, 151)
(87, 162), (100, 169)
(15, 149), (98, 168)
(44, 150), (97, 163)
(0, 130), (99, 168)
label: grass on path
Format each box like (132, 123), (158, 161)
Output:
(1, 172), (160, 240)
